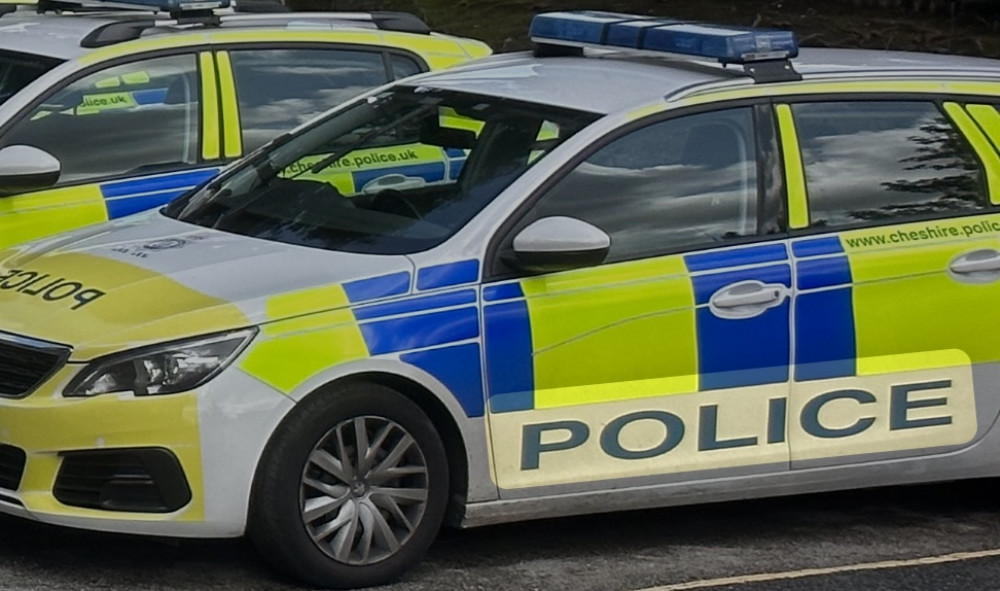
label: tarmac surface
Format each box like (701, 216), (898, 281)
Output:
(3, 479), (1000, 590)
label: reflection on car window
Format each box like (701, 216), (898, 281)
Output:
(389, 54), (423, 80)
(1, 54), (199, 184)
(165, 88), (597, 255)
(792, 101), (986, 229)
(0, 51), (61, 106)
(230, 49), (390, 153)
(528, 108), (759, 262)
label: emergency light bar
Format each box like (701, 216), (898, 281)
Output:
(530, 11), (799, 65)
(33, 0), (228, 17)
(86, 0), (228, 11)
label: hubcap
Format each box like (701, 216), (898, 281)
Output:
(300, 416), (429, 565)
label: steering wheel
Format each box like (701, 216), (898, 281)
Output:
(371, 189), (422, 219)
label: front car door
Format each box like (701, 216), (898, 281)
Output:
(777, 97), (1000, 467)
(483, 105), (795, 494)
(0, 51), (220, 248)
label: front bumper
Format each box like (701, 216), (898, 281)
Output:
(0, 359), (294, 537)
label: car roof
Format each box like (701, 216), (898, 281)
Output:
(0, 8), (444, 61)
(408, 47), (1000, 115)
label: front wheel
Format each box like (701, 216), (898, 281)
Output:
(249, 383), (449, 588)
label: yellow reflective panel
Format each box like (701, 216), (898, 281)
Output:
(968, 104), (1000, 154)
(76, 91), (137, 115)
(0, 252), (249, 359)
(675, 80), (1000, 109)
(199, 52), (220, 161)
(282, 143), (447, 196)
(775, 104), (809, 229)
(93, 76), (121, 89)
(240, 285), (368, 394)
(439, 107), (483, 135)
(841, 213), (1000, 373)
(8, 367), (205, 522)
(79, 35), (210, 65)
(0, 185), (107, 248)
(943, 102), (1000, 205)
(121, 71), (151, 85)
(214, 51), (243, 159)
(521, 256), (698, 409)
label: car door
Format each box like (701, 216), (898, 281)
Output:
(483, 105), (794, 494)
(0, 51), (223, 248)
(777, 98), (1000, 467)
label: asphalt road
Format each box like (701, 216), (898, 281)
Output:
(3, 480), (1000, 591)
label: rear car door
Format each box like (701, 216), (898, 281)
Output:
(0, 51), (221, 248)
(483, 105), (795, 494)
(777, 98), (1000, 467)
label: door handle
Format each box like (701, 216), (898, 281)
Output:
(710, 280), (788, 319)
(949, 249), (1000, 283)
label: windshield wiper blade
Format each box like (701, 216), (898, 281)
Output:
(304, 104), (433, 176)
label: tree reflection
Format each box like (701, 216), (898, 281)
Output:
(850, 118), (983, 221)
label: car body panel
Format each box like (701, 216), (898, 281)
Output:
(1, 37), (1000, 552)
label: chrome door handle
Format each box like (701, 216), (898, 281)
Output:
(710, 280), (788, 319)
(949, 249), (1000, 283)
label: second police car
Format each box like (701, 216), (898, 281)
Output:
(0, 0), (490, 247)
(3, 9), (1000, 588)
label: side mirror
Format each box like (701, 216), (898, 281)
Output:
(0, 145), (61, 195)
(510, 216), (611, 273)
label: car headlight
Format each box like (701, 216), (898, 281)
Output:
(64, 328), (257, 398)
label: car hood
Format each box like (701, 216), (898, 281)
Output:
(0, 212), (414, 360)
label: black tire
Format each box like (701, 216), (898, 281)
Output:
(249, 382), (449, 588)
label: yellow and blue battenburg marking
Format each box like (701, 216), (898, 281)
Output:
(792, 236), (856, 381)
(340, 260), (486, 417)
(100, 168), (220, 219)
(686, 243), (790, 390)
(483, 242), (795, 414)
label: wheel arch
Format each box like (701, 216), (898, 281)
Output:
(250, 360), (480, 529)
(332, 371), (471, 527)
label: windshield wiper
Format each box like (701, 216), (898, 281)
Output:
(302, 104), (433, 176)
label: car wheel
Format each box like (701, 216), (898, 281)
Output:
(249, 382), (449, 588)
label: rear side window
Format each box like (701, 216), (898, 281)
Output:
(229, 48), (393, 152)
(0, 51), (62, 106)
(791, 101), (987, 229)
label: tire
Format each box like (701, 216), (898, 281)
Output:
(249, 382), (449, 588)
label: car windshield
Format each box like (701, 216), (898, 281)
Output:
(0, 51), (62, 106)
(164, 87), (598, 254)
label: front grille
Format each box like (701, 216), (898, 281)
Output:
(0, 331), (70, 398)
(0, 444), (27, 491)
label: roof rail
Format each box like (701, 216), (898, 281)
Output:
(80, 18), (157, 47)
(220, 11), (430, 34)
(231, 0), (286, 12)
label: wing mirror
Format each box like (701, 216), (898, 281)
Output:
(508, 216), (611, 273)
(0, 145), (61, 196)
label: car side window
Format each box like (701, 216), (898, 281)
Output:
(1, 54), (199, 185)
(229, 48), (393, 153)
(791, 101), (987, 229)
(527, 107), (759, 263)
(389, 54), (422, 80)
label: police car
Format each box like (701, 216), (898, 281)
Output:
(0, 0), (490, 248)
(3, 8), (1000, 588)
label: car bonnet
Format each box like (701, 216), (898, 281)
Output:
(0, 211), (415, 360)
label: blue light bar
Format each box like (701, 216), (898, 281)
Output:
(88, 0), (229, 12)
(530, 11), (798, 64)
